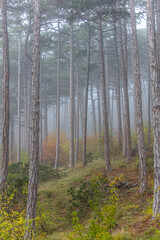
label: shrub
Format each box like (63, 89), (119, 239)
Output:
(67, 176), (120, 240)
(7, 162), (60, 200)
(0, 192), (45, 239)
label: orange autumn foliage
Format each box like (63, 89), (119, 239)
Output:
(42, 131), (69, 166)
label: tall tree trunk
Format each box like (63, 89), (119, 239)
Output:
(98, 13), (111, 171)
(148, 67), (151, 143)
(83, 21), (90, 166)
(129, 0), (148, 193)
(17, 37), (21, 163)
(25, 0), (41, 237)
(39, 60), (42, 165)
(118, 16), (132, 162)
(75, 61), (80, 163)
(27, 67), (32, 157)
(55, 15), (61, 170)
(97, 77), (102, 154)
(105, 53), (111, 131)
(114, 24), (122, 150)
(10, 114), (14, 162)
(0, 0), (10, 191)
(44, 100), (48, 141)
(146, 0), (160, 217)
(90, 77), (97, 136)
(69, 21), (75, 168)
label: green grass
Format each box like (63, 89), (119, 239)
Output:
(37, 157), (160, 240)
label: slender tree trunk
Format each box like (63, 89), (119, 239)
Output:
(39, 60), (42, 165)
(130, 0), (148, 192)
(97, 77), (102, 136)
(17, 37), (21, 163)
(10, 114), (14, 162)
(118, 16), (132, 162)
(83, 21), (90, 166)
(69, 21), (75, 168)
(105, 54), (111, 131)
(98, 13), (111, 171)
(0, 0), (10, 191)
(97, 77), (102, 154)
(75, 61), (80, 163)
(90, 77), (97, 136)
(146, 0), (160, 217)
(148, 67), (151, 143)
(44, 100), (48, 141)
(55, 15), (61, 170)
(25, 0), (41, 237)
(114, 24), (122, 150)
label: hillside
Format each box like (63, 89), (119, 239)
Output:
(37, 157), (159, 240)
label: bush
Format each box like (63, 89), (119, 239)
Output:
(0, 192), (45, 239)
(7, 162), (60, 200)
(67, 175), (121, 220)
(67, 176), (120, 240)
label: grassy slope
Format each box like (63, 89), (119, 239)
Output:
(38, 157), (160, 240)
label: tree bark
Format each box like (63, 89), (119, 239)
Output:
(25, 0), (41, 237)
(44, 100), (48, 141)
(69, 21), (75, 168)
(17, 37), (21, 163)
(55, 14), (61, 170)
(75, 60), (80, 163)
(83, 21), (90, 166)
(0, 0), (10, 191)
(118, 15), (132, 162)
(129, 0), (148, 193)
(98, 13), (111, 171)
(114, 24), (122, 150)
(146, 0), (160, 217)
(90, 77), (97, 136)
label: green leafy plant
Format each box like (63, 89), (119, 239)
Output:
(67, 176), (120, 240)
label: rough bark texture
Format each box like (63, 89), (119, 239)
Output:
(25, 0), (41, 238)
(55, 15), (61, 170)
(0, 0), (10, 191)
(98, 13), (111, 171)
(146, 0), (160, 217)
(129, 0), (148, 193)
(83, 21), (90, 166)
(17, 37), (21, 163)
(69, 21), (75, 168)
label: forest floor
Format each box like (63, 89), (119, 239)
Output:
(38, 156), (160, 240)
